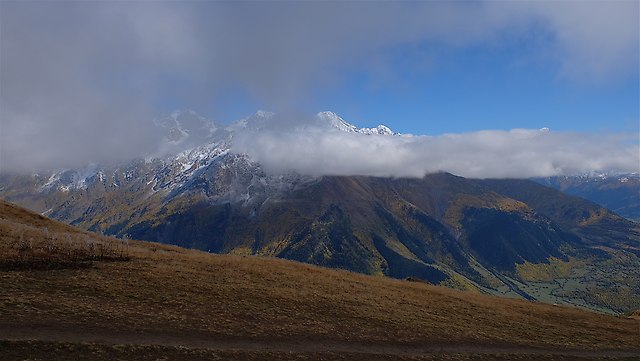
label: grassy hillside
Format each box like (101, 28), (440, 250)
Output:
(0, 199), (639, 360)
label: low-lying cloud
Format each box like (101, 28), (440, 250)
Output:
(234, 127), (638, 179)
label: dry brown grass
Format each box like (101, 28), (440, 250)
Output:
(1, 199), (639, 360)
(0, 200), (133, 270)
(7, 340), (638, 361)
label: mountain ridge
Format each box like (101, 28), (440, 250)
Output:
(533, 173), (640, 222)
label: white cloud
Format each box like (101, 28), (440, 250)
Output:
(233, 127), (639, 179)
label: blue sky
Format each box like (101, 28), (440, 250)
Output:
(210, 48), (639, 136)
(316, 44), (639, 135)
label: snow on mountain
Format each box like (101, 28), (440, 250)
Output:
(316, 111), (397, 135)
(228, 110), (397, 135)
(540, 171), (640, 183)
(39, 164), (100, 192)
(22, 110), (397, 197)
(358, 124), (395, 135)
(533, 172), (640, 222)
(317, 111), (360, 132)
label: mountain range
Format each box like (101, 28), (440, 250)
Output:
(534, 173), (640, 222)
(1, 110), (638, 314)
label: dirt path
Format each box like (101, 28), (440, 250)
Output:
(1, 323), (638, 358)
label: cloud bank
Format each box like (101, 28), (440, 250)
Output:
(233, 126), (639, 179)
(1, 1), (638, 172)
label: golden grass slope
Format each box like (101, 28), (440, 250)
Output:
(0, 199), (639, 360)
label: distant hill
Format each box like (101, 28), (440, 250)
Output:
(533, 173), (640, 222)
(1, 199), (639, 360)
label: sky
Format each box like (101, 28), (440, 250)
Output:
(1, 1), (638, 176)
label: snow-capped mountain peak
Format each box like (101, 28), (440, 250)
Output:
(359, 124), (395, 135)
(228, 110), (396, 135)
(316, 111), (359, 132)
(316, 111), (396, 135)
